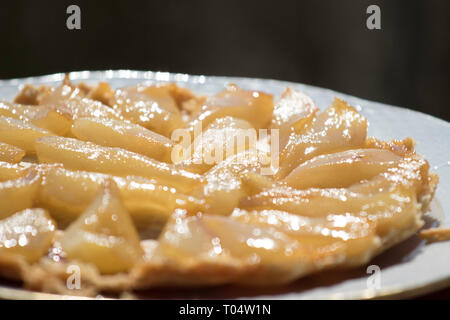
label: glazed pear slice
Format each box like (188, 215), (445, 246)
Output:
(0, 101), (71, 135)
(235, 184), (421, 264)
(243, 185), (404, 221)
(271, 88), (316, 129)
(38, 166), (205, 228)
(36, 79), (122, 122)
(37, 76), (85, 105)
(242, 155), (430, 219)
(61, 180), (144, 274)
(240, 171), (276, 194)
(85, 82), (114, 105)
(231, 209), (379, 266)
(0, 116), (54, 154)
(237, 158), (431, 264)
(35, 136), (202, 192)
(0, 142), (25, 163)
(271, 88), (318, 150)
(149, 212), (375, 286)
(284, 148), (402, 189)
(109, 85), (184, 137)
(0, 161), (33, 182)
(277, 98), (367, 178)
(15, 75), (90, 106)
(0, 208), (56, 263)
(165, 83), (204, 112)
(48, 97), (123, 122)
(191, 150), (271, 215)
(88, 82), (203, 113)
(0, 168), (41, 219)
(176, 116), (255, 174)
(156, 213), (306, 284)
(71, 117), (174, 162)
(187, 84), (274, 137)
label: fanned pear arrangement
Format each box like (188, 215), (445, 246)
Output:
(0, 75), (438, 297)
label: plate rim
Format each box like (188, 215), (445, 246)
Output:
(1, 275), (450, 300)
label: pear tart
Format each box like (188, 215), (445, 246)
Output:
(0, 76), (438, 297)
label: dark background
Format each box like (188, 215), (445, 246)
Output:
(0, 0), (448, 121)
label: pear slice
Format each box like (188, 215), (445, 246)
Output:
(85, 82), (114, 105)
(191, 150), (271, 215)
(35, 136), (202, 192)
(186, 84), (273, 137)
(0, 142), (25, 163)
(38, 165), (205, 228)
(0, 116), (54, 154)
(61, 179), (144, 274)
(71, 117), (174, 162)
(242, 155), (430, 231)
(237, 156), (432, 266)
(0, 101), (71, 135)
(49, 97), (123, 122)
(240, 171), (276, 194)
(176, 116), (255, 174)
(165, 83), (204, 112)
(37, 76), (85, 105)
(231, 208), (379, 266)
(0, 161), (33, 182)
(271, 88), (318, 150)
(0, 168), (41, 219)
(34, 78), (121, 122)
(277, 98), (367, 178)
(0, 208), (56, 263)
(157, 213), (305, 284)
(109, 85), (184, 137)
(271, 88), (316, 129)
(283, 148), (401, 189)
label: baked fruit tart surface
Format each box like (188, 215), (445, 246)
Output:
(0, 75), (438, 297)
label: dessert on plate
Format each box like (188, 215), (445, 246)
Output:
(0, 75), (438, 297)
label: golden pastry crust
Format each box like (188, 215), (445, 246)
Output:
(420, 228), (450, 243)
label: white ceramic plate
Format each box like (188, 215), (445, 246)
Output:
(0, 70), (449, 300)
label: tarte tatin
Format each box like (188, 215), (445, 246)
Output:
(0, 74), (438, 297)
